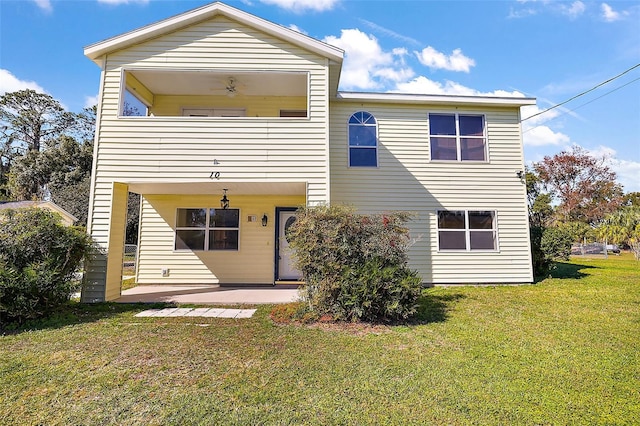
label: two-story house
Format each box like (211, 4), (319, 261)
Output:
(82, 2), (535, 302)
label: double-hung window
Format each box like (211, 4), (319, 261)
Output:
(175, 208), (239, 251)
(437, 210), (497, 251)
(429, 113), (486, 161)
(348, 111), (378, 167)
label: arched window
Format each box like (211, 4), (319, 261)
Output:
(348, 111), (378, 167)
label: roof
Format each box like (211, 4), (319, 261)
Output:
(0, 201), (78, 223)
(336, 92), (537, 108)
(84, 2), (344, 65)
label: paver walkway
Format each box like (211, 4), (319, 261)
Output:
(135, 307), (256, 318)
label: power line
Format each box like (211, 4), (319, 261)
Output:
(521, 62), (640, 122)
(523, 76), (640, 134)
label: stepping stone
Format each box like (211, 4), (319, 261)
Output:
(234, 309), (257, 318)
(155, 308), (181, 316)
(184, 308), (213, 317)
(134, 308), (256, 318)
(216, 309), (237, 318)
(135, 310), (160, 317)
(166, 308), (194, 317)
(200, 308), (228, 317)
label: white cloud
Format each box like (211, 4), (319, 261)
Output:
(0, 69), (47, 95)
(359, 19), (421, 46)
(521, 103), (562, 126)
(583, 145), (640, 192)
(84, 95), (99, 108)
(520, 104), (572, 147)
(394, 75), (524, 98)
(288, 24), (307, 35)
(560, 1), (586, 19)
(508, 7), (537, 19)
(414, 47), (475, 73)
(324, 29), (413, 90)
(600, 3), (629, 22)
(258, 0), (339, 13)
(97, 0), (149, 5)
(523, 125), (570, 147)
(32, 0), (52, 12)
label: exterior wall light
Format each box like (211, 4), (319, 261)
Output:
(262, 214), (268, 227)
(220, 189), (229, 209)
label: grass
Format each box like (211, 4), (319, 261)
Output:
(1, 254), (638, 425)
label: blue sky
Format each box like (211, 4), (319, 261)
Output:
(1, 0), (639, 191)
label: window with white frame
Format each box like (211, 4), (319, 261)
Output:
(437, 210), (497, 251)
(348, 111), (378, 167)
(175, 208), (239, 251)
(429, 113), (486, 161)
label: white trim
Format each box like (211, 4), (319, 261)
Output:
(428, 112), (488, 163)
(84, 2), (344, 64)
(436, 210), (499, 253)
(336, 91), (536, 107)
(86, 56), (107, 233)
(347, 110), (379, 168)
(174, 207), (241, 252)
(323, 60), (331, 204)
(134, 194), (143, 284)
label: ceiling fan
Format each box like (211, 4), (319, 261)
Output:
(212, 76), (244, 97)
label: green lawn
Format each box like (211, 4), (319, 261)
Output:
(1, 255), (638, 425)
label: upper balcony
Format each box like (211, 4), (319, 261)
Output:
(121, 70), (309, 119)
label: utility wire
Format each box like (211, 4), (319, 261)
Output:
(523, 76), (640, 133)
(521, 62), (640, 122)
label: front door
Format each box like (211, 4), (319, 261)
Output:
(277, 209), (302, 280)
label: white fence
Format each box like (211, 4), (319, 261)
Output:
(123, 244), (137, 268)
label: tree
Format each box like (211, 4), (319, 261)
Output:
(534, 146), (623, 225)
(622, 192), (640, 207)
(73, 105), (97, 144)
(8, 135), (93, 204)
(126, 193), (141, 244)
(0, 89), (76, 153)
(525, 166), (553, 227)
(597, 207), (640, 260)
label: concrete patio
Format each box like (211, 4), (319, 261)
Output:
(116, 284), (300, 305)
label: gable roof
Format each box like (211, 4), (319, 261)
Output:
(0, 201), (78, 224)
(84, 2), (344, 65)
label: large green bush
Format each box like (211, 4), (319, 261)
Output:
(286, 204), (422, 322)
(530, 225), (574, 279)
(0, 208), (94, 325)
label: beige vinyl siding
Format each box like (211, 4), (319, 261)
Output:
(136, 194), (304, 284)
(83, 182), (128, 302)
(151, 94), (307, 117)
(329, 102), (533, 284)
(88, 15), (330, 272)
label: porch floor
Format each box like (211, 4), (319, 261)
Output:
(116, 284), (300, 305)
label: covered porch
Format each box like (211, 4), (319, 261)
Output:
(83, 180), (307, 302)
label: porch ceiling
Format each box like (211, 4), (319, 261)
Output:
(129, 70), (307, 97)
(127, 181), (307, 196)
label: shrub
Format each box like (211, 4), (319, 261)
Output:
(0, 208), (94, 325)
(286, 204), (422, 322)
(541, 226), (574, 262)
(530, 225), (574, 279)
